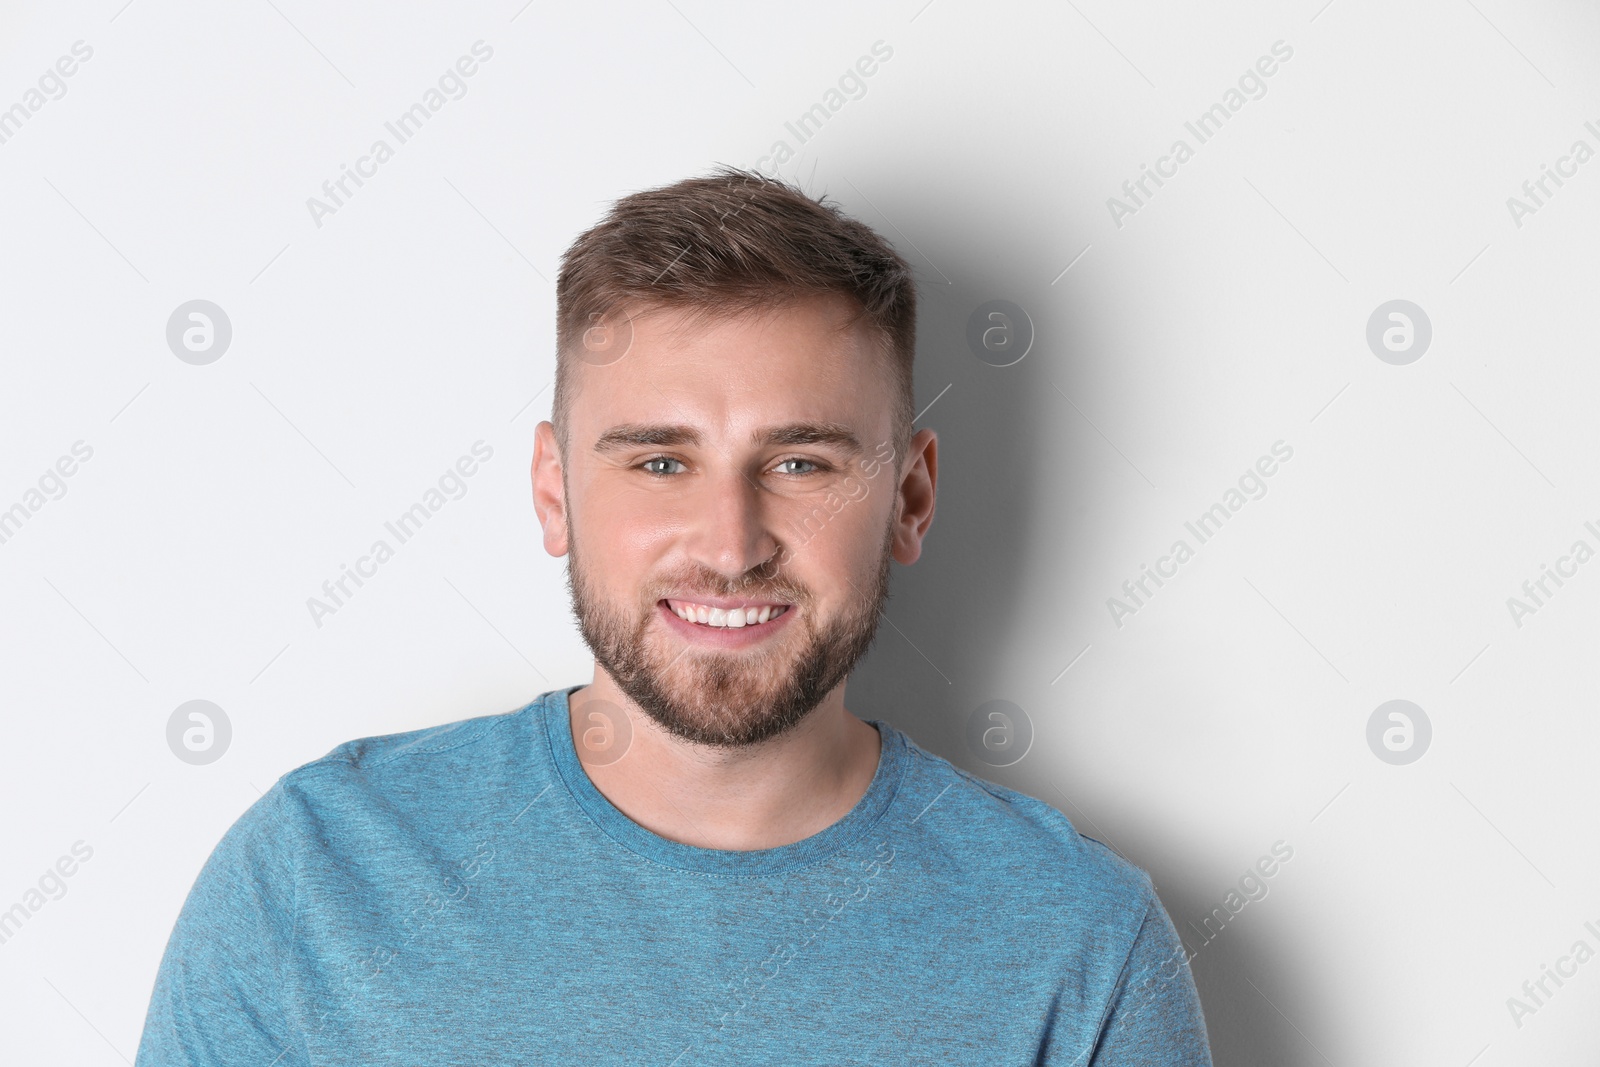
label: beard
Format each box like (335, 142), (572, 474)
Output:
(564, 500), (895, 749)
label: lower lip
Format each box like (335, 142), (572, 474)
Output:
(657, 600), (796, 649)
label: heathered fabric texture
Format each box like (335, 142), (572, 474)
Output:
(135, 685), (1212, 1065)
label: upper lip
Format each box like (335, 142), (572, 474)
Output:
(661, 595), (791, 610)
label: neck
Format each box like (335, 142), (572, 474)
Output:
(568, 672), (882, 851)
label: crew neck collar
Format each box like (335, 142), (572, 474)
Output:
(541, 684), (909, 875)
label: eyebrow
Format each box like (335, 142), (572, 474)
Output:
(593, 422), (865, 456)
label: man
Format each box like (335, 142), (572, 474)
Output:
(135, 167), (1212, 1064)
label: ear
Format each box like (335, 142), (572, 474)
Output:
(532, 420), (570, 557)
(890, 428), (937, 565)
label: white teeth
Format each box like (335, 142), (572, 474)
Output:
(671, 601), (788, 629)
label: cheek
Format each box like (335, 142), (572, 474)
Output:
(778, 493), (888, 569)
(576, 487), (681, 581)
(581, 472), (678, 535)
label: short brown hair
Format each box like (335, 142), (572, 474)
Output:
(552, 165), (917, 468)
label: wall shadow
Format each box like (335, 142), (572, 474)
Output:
(840, 178), (1309, 1064)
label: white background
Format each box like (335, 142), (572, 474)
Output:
(2, 0), (1598, 1062)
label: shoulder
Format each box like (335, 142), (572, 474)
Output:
(296, 698), (534, 770)
(264, 695), (550, 832)
(885, 724), (1158, 930)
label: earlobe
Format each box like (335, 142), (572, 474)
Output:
(539, 485), (569, 557)
(544, 517), (569, 557)
(889, 428), (937, 565)
(531, 422), (571, 557)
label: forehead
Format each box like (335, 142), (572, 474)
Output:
(571, 294), (893, 442)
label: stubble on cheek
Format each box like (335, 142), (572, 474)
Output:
(563, 482), (895, 746)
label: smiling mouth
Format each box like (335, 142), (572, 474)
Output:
(662, 599), (792, 629)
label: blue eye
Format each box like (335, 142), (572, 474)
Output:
(636, 456), (831, 478)
(640, 457), (684, 476)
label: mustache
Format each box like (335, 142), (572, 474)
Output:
(649, 572), (808, 606)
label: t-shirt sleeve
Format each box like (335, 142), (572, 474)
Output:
(1082, 882), (1213, 1066)
(134, 782), (306, 1067)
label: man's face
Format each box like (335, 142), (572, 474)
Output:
(546, 294), (904, 748)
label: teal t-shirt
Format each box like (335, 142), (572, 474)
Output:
(135, 685), (1211, 1065)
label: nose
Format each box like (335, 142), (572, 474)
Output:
(684, 464), (781, 582)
